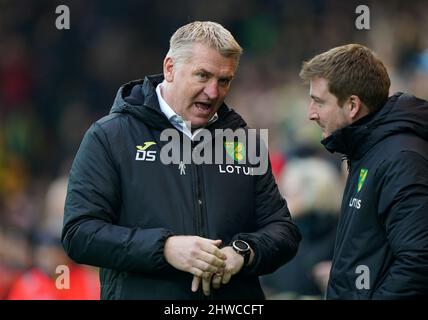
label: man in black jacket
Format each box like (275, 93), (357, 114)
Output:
(62, 21), (301, 299)
(300, 44), (428, 299)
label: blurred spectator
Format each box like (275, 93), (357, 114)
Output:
(0, 228), (32, 299)
(6, 231), (100, 300)
(261, 157), (344, 299)
(6, 170), (100, 300)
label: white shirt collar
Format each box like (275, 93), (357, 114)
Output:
(155, 81), (218, 140)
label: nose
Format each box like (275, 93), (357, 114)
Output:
(308, 101), (319, 121)
(204, 80), (219, 100)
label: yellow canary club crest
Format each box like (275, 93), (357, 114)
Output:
(224, 141), (246, 162)
(137, 142), (156, 151)
(357, 168), (368, 192)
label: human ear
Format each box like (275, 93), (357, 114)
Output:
(348, 95), (363, 119)
(163, 57), (174, 82)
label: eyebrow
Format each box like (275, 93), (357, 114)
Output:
(310, 95), (324, 103)
(195, 68), (211, 75)
(195, 68), (234, 81)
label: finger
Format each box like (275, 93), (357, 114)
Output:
(188, 267), (204, 277)
(222, 270), (232, 285)
(212, 273), (222, 289)
(191, 276), (201, 292)
(200, 241), (227, 260)
(202, 274), (212, 296)
(210, 239), (222, 247)
(194, 259), (220, 273)
(198, 251), (226, 268)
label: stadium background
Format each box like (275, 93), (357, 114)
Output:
(1, 0), (427, 299)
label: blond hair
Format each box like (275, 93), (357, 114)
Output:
(167, 21), (243, 64)
(280, 157), (343, 217)
(299, 44), (390, 112)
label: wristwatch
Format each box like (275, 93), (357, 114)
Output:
(231, 240), (251, 266)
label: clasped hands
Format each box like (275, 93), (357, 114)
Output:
(164, 235), (246, 296)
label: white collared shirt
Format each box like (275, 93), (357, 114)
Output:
(155, 81), (218, 140)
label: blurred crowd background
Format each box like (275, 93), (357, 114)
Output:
(1, 0), (427, 299)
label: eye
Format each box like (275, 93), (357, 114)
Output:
(312, 98), (323, 107)
(218, 78), (231, 87)
(196, 72), (209, 81)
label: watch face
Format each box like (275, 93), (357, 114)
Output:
(234, 240), (249, 251)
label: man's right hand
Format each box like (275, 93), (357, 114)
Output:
(164, 236), (227, 278)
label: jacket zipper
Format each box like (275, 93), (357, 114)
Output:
(191, 140), (208, 238)
(191, 140), (212, 300)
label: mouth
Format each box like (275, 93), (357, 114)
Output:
(194, 102), (213, 115)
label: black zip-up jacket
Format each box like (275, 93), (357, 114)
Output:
(323, 93), (428, 299)
(62, 75), (301, 300)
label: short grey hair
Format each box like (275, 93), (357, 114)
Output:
(166, 21), (243, 64)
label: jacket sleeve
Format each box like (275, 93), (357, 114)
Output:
(62, 122), (173, 273)
(231, 141), (301, 276)
(373, 151), (428, 299)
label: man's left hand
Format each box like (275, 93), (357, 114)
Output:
(192, 245), (253, 296)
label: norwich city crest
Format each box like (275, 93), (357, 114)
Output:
(224, 141), (245, 162)
(357, 168), (368, 192)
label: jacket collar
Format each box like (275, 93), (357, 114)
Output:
(110, 75), (247, 131)
(321, 93), (402, 159)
